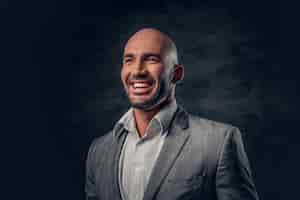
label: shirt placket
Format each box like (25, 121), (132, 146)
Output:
(131, 137), (146, 200)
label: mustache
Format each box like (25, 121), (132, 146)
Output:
(127, 74), (154, 84)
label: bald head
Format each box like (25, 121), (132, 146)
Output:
(124, 28), (179, 67)
(121, 28), (184, 110)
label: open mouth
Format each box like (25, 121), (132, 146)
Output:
(128, 79), (154, 95)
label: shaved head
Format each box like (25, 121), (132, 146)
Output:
(124, 28), (179, 68)
(121, 28), (184, 111)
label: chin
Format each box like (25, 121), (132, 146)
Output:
(130, 93), (169, 111)
(129, 95), (154, 106)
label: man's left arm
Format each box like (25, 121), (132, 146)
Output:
(85, 138), (99, 200)
(216, 127), (259, 200)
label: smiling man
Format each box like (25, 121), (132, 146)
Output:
(85, 28), (259, 200)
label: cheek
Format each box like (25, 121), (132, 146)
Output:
(148, 65), (166, 80)
(121, 67), (128, 83)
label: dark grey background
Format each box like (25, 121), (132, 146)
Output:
(3, 0), (296, 200)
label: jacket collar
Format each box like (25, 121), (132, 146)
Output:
(113, 104), (189, 140)
(142, 105), (191, 200)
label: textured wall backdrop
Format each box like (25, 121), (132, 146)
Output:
(69, 3), (289, 200)
(5, 1), (296, 200)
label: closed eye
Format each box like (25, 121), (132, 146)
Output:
(123, 57), (133, 65)
(145, 55), (160, 63)
(124, 58), (132, 63)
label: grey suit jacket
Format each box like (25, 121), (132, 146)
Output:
(85, 106), (259, 200)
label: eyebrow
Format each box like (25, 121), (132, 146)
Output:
(123, 53), (161, 60)
(123, 53), (134, 59)
(143, 53), (161, 59)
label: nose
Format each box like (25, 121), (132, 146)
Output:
(132, 59), (147, 75)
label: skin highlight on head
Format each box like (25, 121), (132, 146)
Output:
(121, 28), (184, 137)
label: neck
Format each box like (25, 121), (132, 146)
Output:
(133, 97), (173, 137)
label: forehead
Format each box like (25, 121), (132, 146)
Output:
(123, 32), (166, 56)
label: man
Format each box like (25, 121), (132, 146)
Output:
(85, 28), (259, 200)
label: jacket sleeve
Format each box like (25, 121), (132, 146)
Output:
(85, 138), (99, 200)
(215, 127), (259, 200)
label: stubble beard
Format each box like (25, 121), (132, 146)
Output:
(127, 75), (173, 111)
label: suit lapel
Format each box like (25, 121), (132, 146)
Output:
(143, 107), (190, 200)
(110, 124), (128, 200)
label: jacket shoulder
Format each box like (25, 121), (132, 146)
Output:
(186, 114), (241, 174)
(86, 130), (115, 172)
(188, 114), (237, 139)
(88, 130), (115, 153)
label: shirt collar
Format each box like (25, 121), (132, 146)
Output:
(116, 100), (178, 137)
(153, 100), (178, 133)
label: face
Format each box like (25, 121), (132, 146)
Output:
(121, 31), (174, 110)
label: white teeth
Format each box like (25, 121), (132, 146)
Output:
(133, 83), (149, 88)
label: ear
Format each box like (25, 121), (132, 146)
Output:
(171, 64), (184, 84)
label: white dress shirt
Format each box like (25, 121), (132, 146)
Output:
(117, 100), (178, 200)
